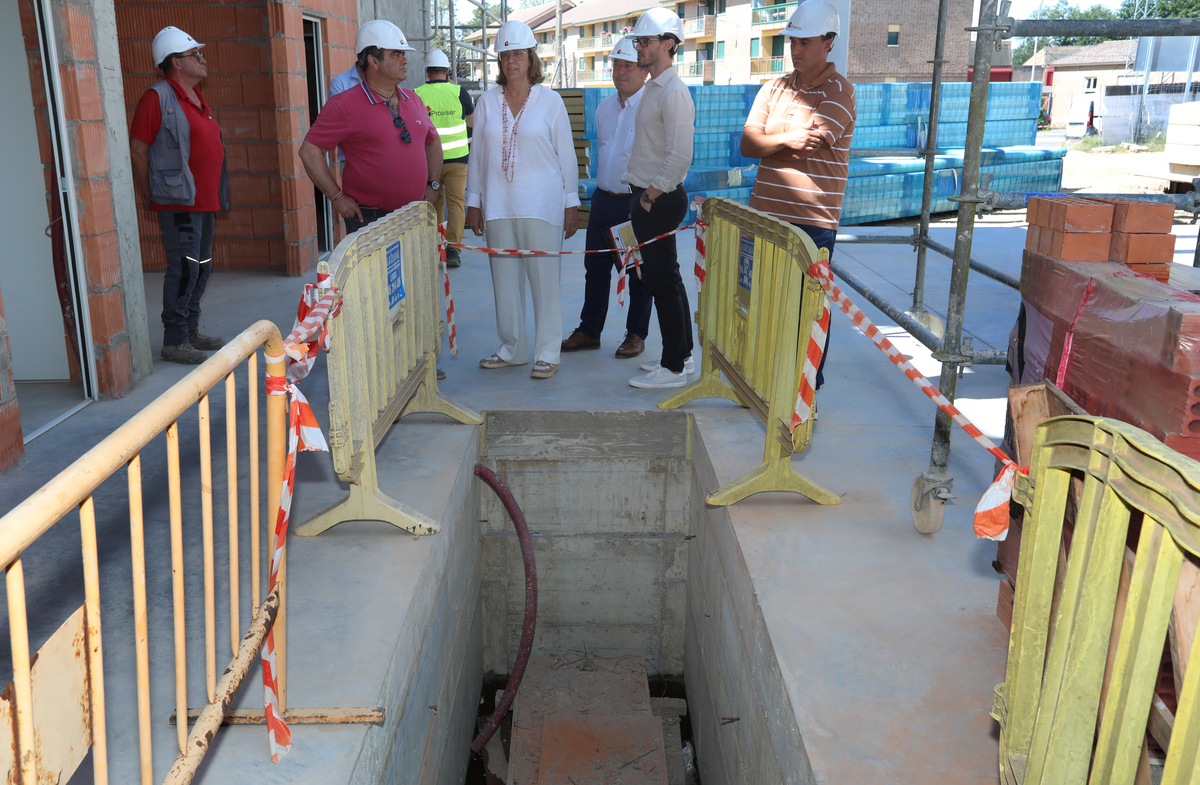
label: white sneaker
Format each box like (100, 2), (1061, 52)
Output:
(639, 356), (695, 374)
(629, 365), (688, 389)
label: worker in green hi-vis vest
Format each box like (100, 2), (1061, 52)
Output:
(415, 50), (475, 268)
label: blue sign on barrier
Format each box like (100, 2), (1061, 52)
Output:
(387, 241), (405, 310)
(736, 231), (755, 311)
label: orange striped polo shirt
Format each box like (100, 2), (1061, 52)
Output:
(746, 64), (856, 229)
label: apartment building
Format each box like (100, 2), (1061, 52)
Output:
(466, 0), (972, 87)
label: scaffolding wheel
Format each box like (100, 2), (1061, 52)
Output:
(905, 307), (945, 340)
(910, 472), (952, 534)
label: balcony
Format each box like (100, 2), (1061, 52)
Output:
(750, 56), (789, 77)
(576, 33), (617, 52)
(677, 60), (715, 83)
(576, 70), (611, 85)
(537, 42), (557, 58)
(683, 15), (716, 40)
(752, 1), (796, 28)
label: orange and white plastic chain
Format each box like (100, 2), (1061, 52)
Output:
(438, 224), (459, 355)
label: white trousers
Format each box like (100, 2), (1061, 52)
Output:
(485, 218), (564, 365)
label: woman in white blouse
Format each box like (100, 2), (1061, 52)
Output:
(465, 20), (580, 380)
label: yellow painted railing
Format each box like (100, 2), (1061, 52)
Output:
(0, 321), (287, 784)
(297, 201), (481, 537)
(659, 198), (839, 506)
(995, 416), (1200, 785)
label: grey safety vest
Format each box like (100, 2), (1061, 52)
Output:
(146, 81), (231, 209)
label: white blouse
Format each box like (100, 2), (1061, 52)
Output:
(465, 84), (581, 226)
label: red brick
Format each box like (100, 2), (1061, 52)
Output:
(231, 174), (273, 205)
(60, 3), (97, 62)
(252, 207), (284, 237)
(88, 287), (127, 345)
(211, 40), (261, 73)
(201, 74), (242, 107)
(1043, 228), (1111, 261)
(96, 340), (133, 398)
(274, 107), (306, 144)
(224, 141), (249, 173)
(1110, 231), (1177, 266)
(140, 238), (165, 271)
(186, 4), (237, 41)
(61, 63), (105, 121)
(268, 2), (303, 40)
(215, 107), (261, 140)
(74, 121), (110, 178)
(26, 50), (47, 108)
(1027, 196), (1047, 227)
(82, 231), (122, 290)
(1043, 196), (1113, 234)
(277, 142), (305, 178)
(123, 74), (158, 105)
(0, 399), (24, 473)
(247, 142), (278, 173)
(236, 5), (269, 37)
(217, 207), (256, 237)
(118, 40), (155, 77)
(1025, 224), (1041, 252)
(33, 108), (54, 166)
(1091, 196), (1175, 235)
(77, 179), (116, 235)
(17, 0), (38, 40)
(1125, 263), (1173, 283)
(280, 178), (308, 210)
(242, 74), (274, 106)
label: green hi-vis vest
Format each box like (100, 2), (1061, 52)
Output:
(415, 81), (469, 160)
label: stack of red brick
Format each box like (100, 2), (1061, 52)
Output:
(1026, 195), (1176, 282)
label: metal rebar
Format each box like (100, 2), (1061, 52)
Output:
(985, 191), (1200, 211)
(913, 0), (952, 314)
(1007, 17), (1200, 38)
(921, 237), (1020, 290)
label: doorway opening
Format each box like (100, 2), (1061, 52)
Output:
(303, 16), (334, 257)
(1, 0), (95, 442)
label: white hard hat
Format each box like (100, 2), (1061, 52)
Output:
(782, 0), (840, 38)
(152, 26), (203, 67)
(609, 39), (639, 63)
(356, 20), (415, 53)
(427, 49), (451, 69)
(495, 20), (537, 53)
(627, 8), (686, 43)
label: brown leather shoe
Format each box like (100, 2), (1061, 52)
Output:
(615, 332), (645, 358)
(560, 328), (601, 352)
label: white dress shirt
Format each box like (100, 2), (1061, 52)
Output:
(621, 65), (694, 193)
(466, 84), (581, 226)
(595, 88), (643, 195)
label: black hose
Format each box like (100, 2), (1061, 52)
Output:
(470, 464), (537, 754)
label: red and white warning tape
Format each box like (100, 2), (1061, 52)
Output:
(437, 224), (459, 355)
(805, 259), (1026, 539)
(258, 275), (341, 762)
(440, 221), (701, 259)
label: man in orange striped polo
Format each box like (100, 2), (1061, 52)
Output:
(740, 0), (855, 393)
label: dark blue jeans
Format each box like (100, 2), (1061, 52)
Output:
(578, 189), (652, 340)
(159, 210), (215, 346)
(793, 223), (836, 391)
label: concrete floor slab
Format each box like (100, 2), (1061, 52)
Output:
(0, 215), (1061, 783)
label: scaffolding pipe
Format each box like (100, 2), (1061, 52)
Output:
(850, 148), (926, 157)
(835, 233), (917, 245)
(912, 0), (952, 316)
(922, 237), (1020, 290)
(922, 0), (1001, 514)
(983, 191), (1200, 212)
(1006, 18), (1200, 37)
(829, 262), (1007, 364)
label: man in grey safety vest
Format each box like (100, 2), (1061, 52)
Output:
(130, 25), (231, 365)
(415, 50), (474, 268)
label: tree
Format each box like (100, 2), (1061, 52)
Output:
(1118, 0), (1200, 17)
(1011, 1), (1119, 66)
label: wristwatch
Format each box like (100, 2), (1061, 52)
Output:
(640, 191), (654, 205)
(428, 180), (441, 191)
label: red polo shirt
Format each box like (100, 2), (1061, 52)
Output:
(303, 82), (437, 212)
(130, 77), (225, 212)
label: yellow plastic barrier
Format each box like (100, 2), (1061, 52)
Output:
(659, 197), (839, 506)
(297, 202), (482, 537)
(994, 416), (1200, 785)
(0, 322), (287, 785)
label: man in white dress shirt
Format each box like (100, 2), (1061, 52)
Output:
(560, 39), (652, 360)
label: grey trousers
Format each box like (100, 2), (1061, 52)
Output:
(158, 211), (216, 345)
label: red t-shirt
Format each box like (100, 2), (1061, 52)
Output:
(130, 78), (225, 212)
(304, 83), (437, 212)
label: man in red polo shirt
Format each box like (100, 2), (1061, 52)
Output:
(130, 26), (230, 365)
(299, 20), (442, 233)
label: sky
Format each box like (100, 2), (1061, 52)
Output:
(977, 0), (1126, 25)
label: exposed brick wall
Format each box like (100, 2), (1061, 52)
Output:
(17, 0), (134, 399)
(845, 2), (972, 83)
(116, 0), (356, 276)
(0, 288), (24, 472)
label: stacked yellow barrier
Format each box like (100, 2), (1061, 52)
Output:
(994, 416), (1200, 785)
(659, 197), (839, 506)
(297, 202), (481, 537)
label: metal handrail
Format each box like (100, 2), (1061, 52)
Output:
(751, 2), (796, 24)
(0, 320), (287, 784)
